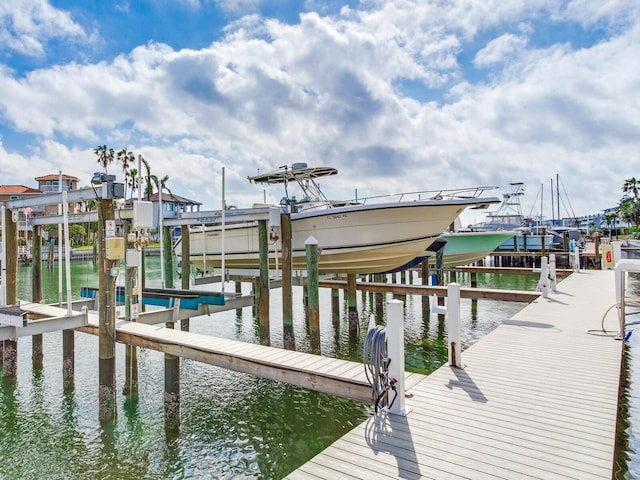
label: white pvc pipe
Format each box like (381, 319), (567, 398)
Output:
(386, 299), (406, 416)
(201, 225), (206, 275)
(447, 283), (461, 367)
(221, 166), (225, 293)
(159, 181), (164, 286)
(1, 205), (6, 307)
(58, 170), (63, 305)
(137, 154), (143, 320)
(573, 247), (580, 272)
(62, 191), (72, 316)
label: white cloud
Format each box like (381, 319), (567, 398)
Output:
(0, 0), (638, 219)
(0, 0), (88, 57)
(474, 33), (529, 67)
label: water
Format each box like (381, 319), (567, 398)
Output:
(1, 258), (636, 479)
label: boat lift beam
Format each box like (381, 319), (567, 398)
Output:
(0, 304), (88, 342)
(163, 206), (282, 227)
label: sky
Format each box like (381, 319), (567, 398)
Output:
(1, 0), (639, 227)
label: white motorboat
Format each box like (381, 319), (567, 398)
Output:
(174, 163), (500, 274)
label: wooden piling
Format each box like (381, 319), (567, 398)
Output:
(123, 221), (138, 398)
(257, 220), (270, 345)
(62, 329), (75, 390)
(421, 259), (430, 315)
(347, 273), (358, 340)
(164, 321), (180, 432)
(305, 237), (320, 354)
(281, 213), (295, 350)
(331, 287), (340, 327)
(3, 207), (18, 379)
(163, 226), (174, 289)
(162, 225), (180, 429)
(31, 224), (44, 372)
(98, 197), (117, 421)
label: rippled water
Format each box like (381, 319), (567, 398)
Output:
(3, 258), (634, 479)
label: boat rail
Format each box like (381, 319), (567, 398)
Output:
(348, 186), (499, 205)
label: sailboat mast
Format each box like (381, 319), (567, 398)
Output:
(556, 173), (561, 223)
(550, 178), (555, 225)
(540, 183), (544, 224)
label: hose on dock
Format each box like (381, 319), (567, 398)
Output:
(363, 322), (397, 413)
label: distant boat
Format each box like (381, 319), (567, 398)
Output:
(466, 182), (554, 251)
(174, 163), (500, 274)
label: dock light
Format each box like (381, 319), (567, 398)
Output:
(90, 173), (123, 199)
(91, 172), (115, 185)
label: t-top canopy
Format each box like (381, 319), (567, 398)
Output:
(248, 163), (338, 185)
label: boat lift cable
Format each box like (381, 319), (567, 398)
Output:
(363, 323), (397, 413)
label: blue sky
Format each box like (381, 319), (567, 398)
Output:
(1, 0), (639, 226)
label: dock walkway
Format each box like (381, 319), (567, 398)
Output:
(286, 270), (623, 479)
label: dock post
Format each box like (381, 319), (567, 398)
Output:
(98, 196), (117, 421)
(305, 236), (320, 354)
(347, 273), (358, 340)
(281, 213), (295, 349)
(375, 274), (384, 320)
(234, 281), (243, 318)
(3, 206), (18, 379)
(573, 246), (581, 272)
(447, 283), (461, 368)
(31, 224), (44, 372)
(430, 283), (461, 367)
(421, 259), (430, 315)
(331, 287), (340, 327)
(163, 226), (174, 288)
(163, 226), (180, 429)
(534, 257), (549, 298)
(258, 220), (270, 345)
(123, 221), (139, 398)
(164, 321), (180, 432)
(386, 299), (407, 415)
(549, 254), (557, 292)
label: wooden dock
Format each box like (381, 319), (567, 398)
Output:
(285, 269), (623, 480)
(19, 301), (424, 403)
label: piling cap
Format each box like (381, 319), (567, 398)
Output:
(305, 235), (318, 245)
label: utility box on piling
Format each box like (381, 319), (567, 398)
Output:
(133, 201), (153, 230)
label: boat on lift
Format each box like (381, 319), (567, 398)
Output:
(174, 163), (500, 274)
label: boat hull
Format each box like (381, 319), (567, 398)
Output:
(438, 231), (516, 267)
(180, 202), (469, 274)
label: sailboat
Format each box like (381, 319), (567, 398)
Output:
(174, 163), (500, 274)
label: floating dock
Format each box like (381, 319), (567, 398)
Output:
(286, 269), (622, 479)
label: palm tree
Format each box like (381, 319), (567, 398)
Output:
(126, 168), (139, 199)
(94, 145), (115, 174)
(622, 177), (639, 199)
(117, 148), (136, 199)
(621, 177), (640, 236)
